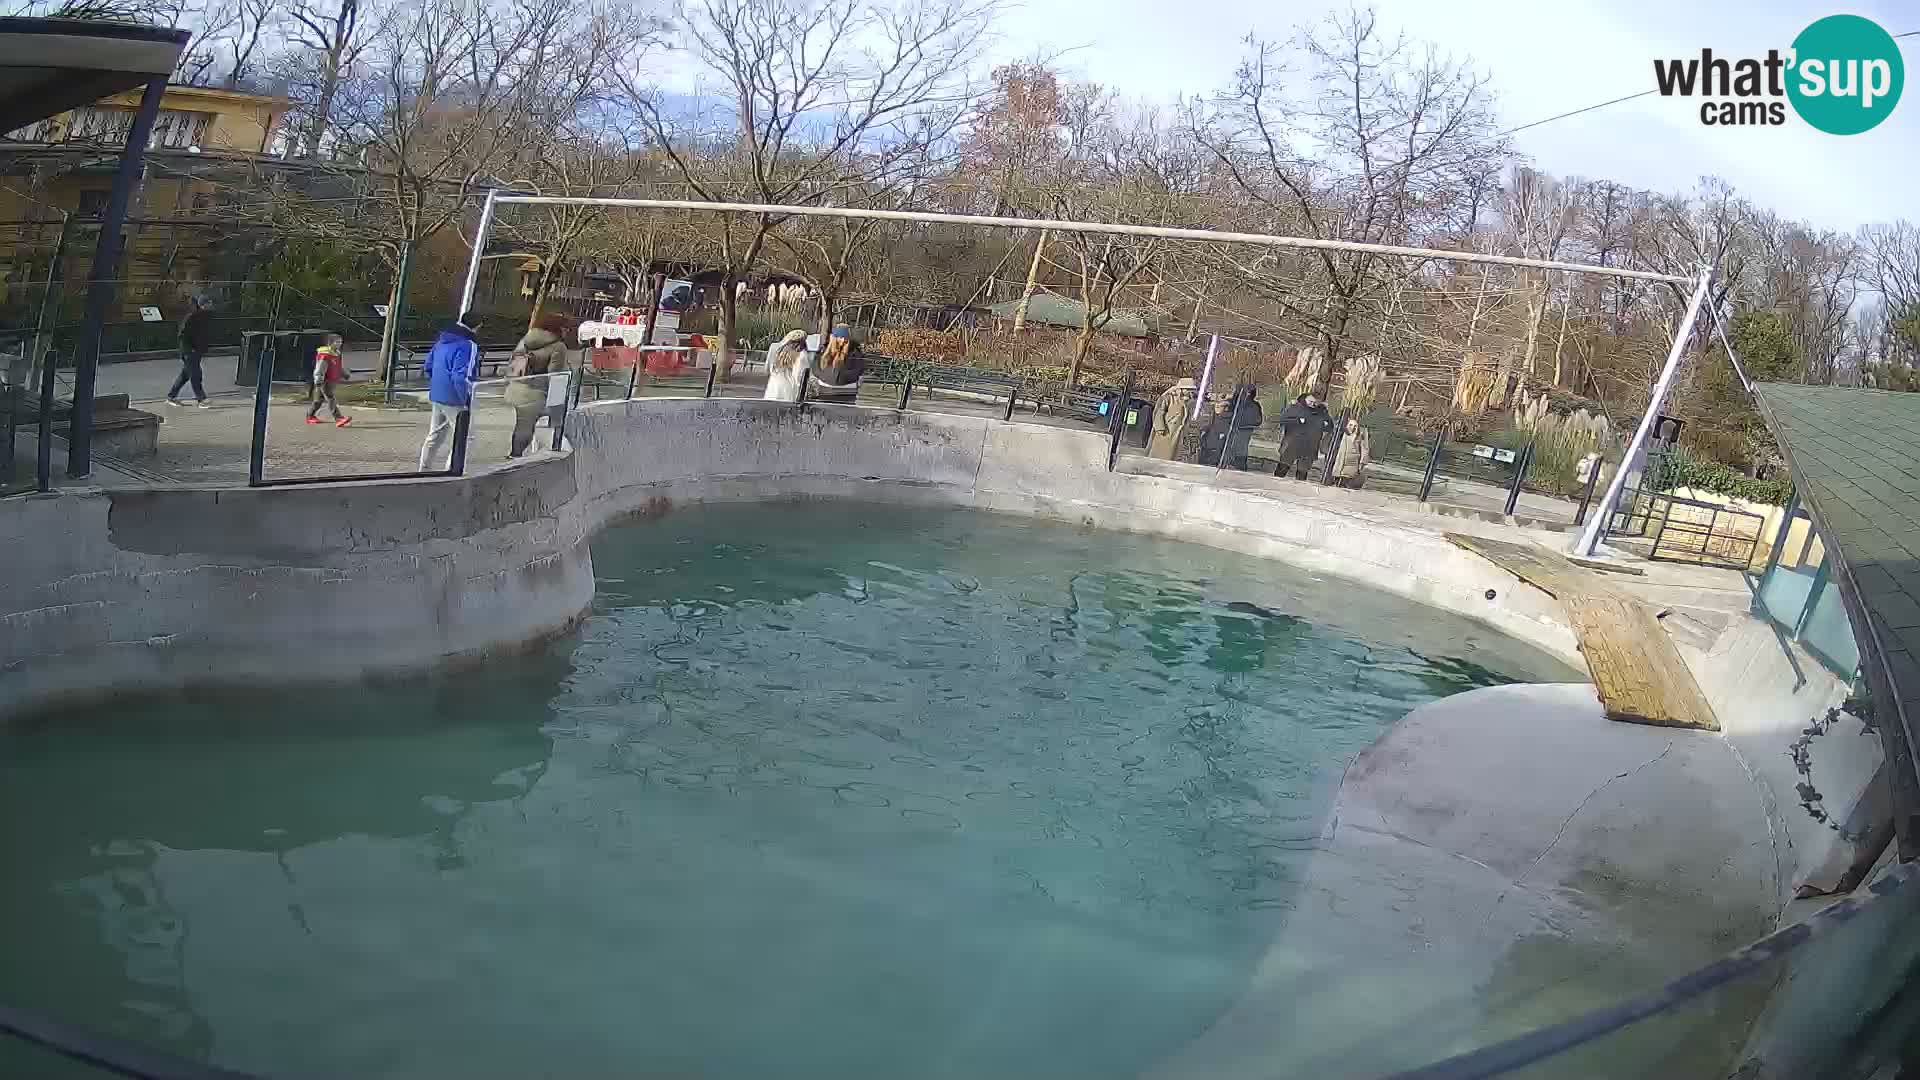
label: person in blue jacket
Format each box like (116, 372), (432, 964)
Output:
(417, 312), (483, 471)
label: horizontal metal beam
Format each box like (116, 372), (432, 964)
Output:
(490, 196), (1693, 285)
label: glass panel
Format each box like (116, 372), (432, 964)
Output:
(1757, 563), (1818, 630)
(1799, 576), (1861, 676)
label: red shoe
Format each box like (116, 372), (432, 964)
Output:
(335, 416), (353, 428)
(305, 416), (321, 424)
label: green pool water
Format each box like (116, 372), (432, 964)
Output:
(0, 502), (1575, 1078)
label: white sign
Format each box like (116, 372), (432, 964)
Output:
(372, 304), (391, 318)
(138, 306), (162, 322)
(1470, 444), (1518, 464)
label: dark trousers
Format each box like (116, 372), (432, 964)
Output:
(510, 403), (563, 457)
(1276, 454), (1311, 480)
(168, 348), (206, 401)
(307, 380), (342, 419)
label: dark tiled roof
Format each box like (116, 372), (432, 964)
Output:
(1754, 383), (1920, 846)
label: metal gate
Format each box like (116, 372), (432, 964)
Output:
(1641, 491), (1766, 569)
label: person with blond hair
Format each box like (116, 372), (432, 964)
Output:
(809, 324), (865, 404)
(763, 329), (811, 402)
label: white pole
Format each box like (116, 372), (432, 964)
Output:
(458, 189), (500, 318)
(1194, 333), (1220, 420)
(491, 195), (1691, 286)
(1573, 266), (1715, 558)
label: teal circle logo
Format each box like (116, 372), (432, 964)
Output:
(1787, 14), (1904, 135)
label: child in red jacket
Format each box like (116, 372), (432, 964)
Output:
(307, 334), (352, 427)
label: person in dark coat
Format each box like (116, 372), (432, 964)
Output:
(166, 295), (214, 407)
(1198, 382), (1264, 469)
(1274, 390), (1333, 479)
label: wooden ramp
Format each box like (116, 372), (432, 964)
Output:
(1447, 533), (1719, 731)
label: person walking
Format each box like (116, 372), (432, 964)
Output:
(1330, 416), (1371, 489)
(762, 329), (811, 402)
(305, 334), (352, 427)
(1274, 390), (1332, 479)
(418, 312), (482, 471)
(506, 315), (573, 457)
(166, 295), (214, 407)
(1149, 377), (1200, 460)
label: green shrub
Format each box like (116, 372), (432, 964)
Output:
(1651, 444), (1792, 505)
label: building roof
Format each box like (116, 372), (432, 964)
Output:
(0, 17), (188, 135)
(987, 293), (1154, 338)
(1753, 383), (1920, 845)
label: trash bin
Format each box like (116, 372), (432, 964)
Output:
(1121, 396), (1153, 448)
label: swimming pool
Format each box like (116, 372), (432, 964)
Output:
(0, 501), (1576, 1077)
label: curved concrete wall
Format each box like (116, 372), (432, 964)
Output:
(568, 398), (1585, 666)
(0, 452), (594, 716)
(0, 397), (1583, 716)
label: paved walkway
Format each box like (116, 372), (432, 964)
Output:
(71, 355), (1593, 541)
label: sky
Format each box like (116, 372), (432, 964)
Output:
(994, 0), (1918, 233)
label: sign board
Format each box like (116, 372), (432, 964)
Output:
(138, 306), (162, 323)
(1471, 444), (1518, 464)
(372, 304), (391, 318)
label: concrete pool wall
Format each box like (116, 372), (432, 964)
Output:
(0, 397), (1580, 718)
(0, 396), (1898, 1074)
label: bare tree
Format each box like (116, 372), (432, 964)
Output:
(621, 0), (996, 380)
(1194, 7), (1508, 390)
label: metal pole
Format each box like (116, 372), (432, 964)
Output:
(247, 336), (272, 486)
(795, 366), (811, 407)
(624, 340), (640, 400)
(1417, 430), (1443, 502)
(35, 348), (56, 493)
(1504, 442), (1534, 516)
(69, 75), (168, 479)
(704, 364), (718, 398)
(448, 408), (472, 476)
(1761, 487), (1800, 577)
(1003, 385), (1018, 421)
(493, 196), (1692, 285)
(27, 212), (71, 388)
(457, 189), (499, 318)
(1319, 415), (1346, 487)
(1193, 333), (1219, 419)
(1108, 370), (1135, 472)
(382, 238), (414, 405)
(551, 373), (570, 452)
(1573, 455), (1603, 526)
(897, 377), (912, 410)
(1573, 266), (1714, 557)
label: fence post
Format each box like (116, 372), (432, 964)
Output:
(1003, 385), (1018, 421)
(1504, 442), (1534, 516)
(449, 407), (472, 476)
(36, 348), (57, 493)
(704, 363), (718, 398)
(247, 339), (273, 486)
(551, 373), (570, 452)
(896, 377), (912, 410)
(796, 367), (811, 408)
(1319, 416), (1347, 486)
(1417, 430), (1443, 502)
(1573, 457), (1603, 526)
(1108, 370), (1135, 472)
(624, 339), (640, 400)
